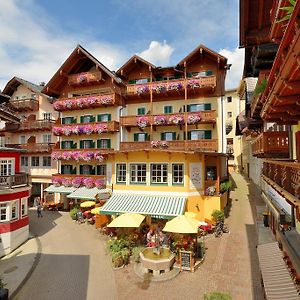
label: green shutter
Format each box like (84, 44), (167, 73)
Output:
(80, 116), (84, 123)
(80, 165), (83, 174)
(61, 165), (64, 174)
(147, 78), (151, 82)
(161, 133), (165, 141)
(61, 118), (65, 124)
(91, 167), (96, 175)
(187, 105), (191, 112)
(91, 141), (95, 148)
(71, 167), (76, 174)
(206, 70), (213, 76)
(71, 117), (76, 124)
(97, 139), (101, 148)
(97, 114), (101, 122)
(205, 130), (212, 139)
(187, 132), (191, 140)
(128, 79), (135, 84)
(80, 141), (84, 149)
(91, 116), (96, 122)
(172, 132), (176, 140)
(107, 114), (111, 121)
(107, 139), (111, 148)
(134, 133), (139, 141)
(137, 108), (145, 115)
(204, 103), (211, 110)
(96, 166), (101, 175)
(187, 72), (193, 78)
(61, 141), (65, 149)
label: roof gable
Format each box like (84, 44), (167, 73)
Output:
(3, 77), (44, 96)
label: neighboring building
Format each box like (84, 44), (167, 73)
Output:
(223, 89), (244, 172)
(0, 147), (31, 257)
(240, 0), (300, 289)
(42, 44), (230, 220)
(2, 77), (59, 204)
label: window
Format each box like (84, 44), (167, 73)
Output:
(61, 141), (73, 149)
(130, 164), (146, 183)
(161, 132), (176, 141)
(135, 78), (149, 84)
(151, 164), (168, 184)
(116, 164), (126, 183)
(137, 107), (146, 115)
(62, 117), (74, 124)
(21, 156), (29, 167)
(81, 115), (94, 123)
(80, 165), (94, 175)
(133, 133), (148, 142)
(97, 114), (111, 122)
(0, 159), (14, 176)
(187, 103), (211, 112)
(227, 112), (232, 118)
(97, 139), (111, 149)
(172, 164), (184, 185)
(31, 157), (40, 167)
(96, 165), (106, 176)
(61, 165), (72, 174)
(227, 96), (232, 103)
(20, 135), (26, 144)
(80, 140), (94, 149)
(21, 198), (28, 217)
(0, 203), (8, 222)
(188, 130), (212, 140)
(43, 113), (52, 120)
(164, 106), (173, 114)
(43, 156), (51, 167)
(43, 134), (51, 143)
(11, 200), (18, 220)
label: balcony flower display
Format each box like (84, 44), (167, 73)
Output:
(82, 124), (94, 135)
(62, 178), (72, 187)
(83, 177), (94, 189)
(72, 125), (84, 135)
(100, 96), (113, 105)
(136, 116), (149, 130)
(94, 152), (105, 162)
(187, 79), (200, 89)
(51, 151), (63, 160)
(53, 101), (64, 110)
(151, 141), (169, 149)
(65, 100), (74, 109)
(62, 151), (73, 160)
(152, 84), (167, 93)
(81, 151), (94, 162)
(72, 177), (83, 188)
(169, 115), (184, 125)
(95, 124), (107, 134)
(52, 177), (63, 187)
(153, 115), (167, 126)
(71, 151), (81, 161)
(187, 114), (201, 124)
(87, 96), (98, 106)
(136, 85), (149, 95)
(94, 179), (105, 188)
(76, 98), (85, 108)
(63, 126), (73, 136)
(53, 127), (63, 136)
(168, 82), (183, 91)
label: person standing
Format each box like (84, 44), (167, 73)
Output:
(37, 202), (43, 218)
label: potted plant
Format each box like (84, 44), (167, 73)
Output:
(0, 276), (9, 300)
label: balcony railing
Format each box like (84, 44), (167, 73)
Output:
(52, 174), (106, 188)
(126, 76), (216, 95)
(120, 140), (218, 152)
(10, 98), (39, 112)
(252, 132), (289, 158)
(0, 173), (29, 189)
(53, 121), (119, 136)
(262, 160), (300, 199)
(51, 148), (111, 161)
(120, 111), (216, 127)
(68, 71), (102, 86)
(53, 93), (120, 111)
(5, 143), (55, 153)
(6, 119), (55, 132)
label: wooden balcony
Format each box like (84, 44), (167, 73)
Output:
(68, 71), (102, 86)
(5, 143), (55, 153)
(252, 132), (289, 158)
(10, 98), (39, 112)
(262, 160), (300, 200)
(52, 148), (112, 155)
(52, 173), (106, 182)
(120, 139), (218, 152)
(120, 111), (216, 127)
(126, 76), (216, 95)
(0, 173), (29, 189)
(5, 119), (54, 132)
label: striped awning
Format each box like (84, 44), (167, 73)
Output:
(257, 242), (299, 300)
(44, 185), (77, 194)
(100, 194), (186, 219)
(66, 187), (111, 201)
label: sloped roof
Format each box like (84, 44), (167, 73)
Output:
(42, 44), (122, 97)
(2, 77), (45, 96)
(117, 55), (156, 76)
(177, 44), (227, 66)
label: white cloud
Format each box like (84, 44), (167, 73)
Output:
(219, 47), (244, 90)
(138, 41), (174, 66)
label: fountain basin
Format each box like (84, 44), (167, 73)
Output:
(139, 247), (175, 276)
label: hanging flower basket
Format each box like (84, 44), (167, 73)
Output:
(94, 152), (105, 162)
(72, 177), (83, 188)
(153, 115), (167, 126)
(136, 116), (149, 130)
(83, 177), (94, 189)
(187, 114), (201, 124)
(151, 141), (169, 149)
(65, 100), (74, 109)
(168, 82), (183, 91)
(169, 115), (184, 125)
(136, 85), (149, 95)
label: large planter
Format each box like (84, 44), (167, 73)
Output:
(0, 288), (9, 300)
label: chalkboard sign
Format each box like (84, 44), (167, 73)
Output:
(179, 250), (194, 272)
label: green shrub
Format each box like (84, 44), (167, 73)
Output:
(220, 180), (232, 193)
(204, 292), (232, 300)
(254, 78), (267, 95)
(70, 207), (79, 220)
(131, 246), (146, 263)
(211, 210), (224, 223)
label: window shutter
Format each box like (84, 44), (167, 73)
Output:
(80, 141), (84, 149)
(91, 116), (96, 122)
(91, 167), (96, 175)
(107, 139), (111, 148)
(146, 133), (150, 141)
(61, 118), (65, 124)
(161, 132), (165, 141)
(128, 79), (135, 84)
(187, 105), (191, 112)
(172, 132), (176, 140)
(204, 103), (211, 110)
(107, 114), (111, 121)
(79, 165), (83, 174)
(92, 141), (95, 148)
(72, 142), (77, 149)
(72, 167), (76, 174)
(206, 70), (213, 76)
(187, 72), (193, 78)
(97, 114), (102, 122)
(137, 108), (145, 115)
(71, 117), (76, 124)
(134, 133), (138, 141)
(147, 78), (151, 82)
(205, 130), (212, 139)
(187, 131), (191, 140)
(80, 116), (84, 123)
(96, 166), (100, 175)
(61, 165), (65, 174)
(61, 141), (65, 149)
(97, 139), (101, 148)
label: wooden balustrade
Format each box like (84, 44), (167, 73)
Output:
(53, 148), (112, 154)
(126, 76), (216, 94)
(10, 98), (39, 112)
(119, 111), (216, 127)
(0, 173), (29, 189)
(68, 71), (101, 85)
(6, 119), (54, 132)
(5, 143), (55, 153)
(52, 174), (106, 181)
(262, 160), (300, 199)
(120, 139), (218, 152)
(252, 132), (289, 158)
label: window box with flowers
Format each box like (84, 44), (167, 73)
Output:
(136, 85), (150, 95)
(187, 114), (202, 125)
(169, 115), (184, 125)
(136, 116), (149, 130)
(83, 177), (94, 189)
(153, 115), (168, 126)
(152, 84), (167, 94)
(187, 79), (200, 89)
(151, 141), (169, 149)
(168, 82), (183, 91)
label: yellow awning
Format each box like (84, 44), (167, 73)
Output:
(107, 213), (145, 228)
(91, 207), (101, 214)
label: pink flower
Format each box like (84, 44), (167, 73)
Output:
(72, 177), (83, 188)
(100, 96), (113, 105)
(51, 151), (62, 160)
(63, 126), (73, 136)
(94, 124), (107, 134)
(187, 79), (200, 89)
(168, 82), (183, 91)
(71, 151), (81, 161)
(53, 101), (64, 111)
(94, 179), (105, 188)
(169, 115), (184, 125)
(154, 115), (167, 126)
(94, 152), (105, 162)
(81, 151), (94, 162)
(187, 114), (201, 124)
(62, 178), (72, 187)
(83, 177), (94, 189)
(83, 124), (94, 135)
(52, 177), (62, 186)
(151, 141), (169, 149)
(53, 127), (63, 136)
(62, 151), (72, 160)
(76, 98), (85, 108)
(65, 100), (73, 109)
(136, 116), (149, 130)
(152, 84), (167, 93)
(136, 85), (149, 94)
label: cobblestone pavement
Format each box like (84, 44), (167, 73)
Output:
(115, 173), (266, 300)
(13, 209), (117, 300)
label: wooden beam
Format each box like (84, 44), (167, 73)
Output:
(274, 94), (300, 106)
(283, 79), (300, 90)
(46, 86), (61, 96)
(59, 70), (68, 78)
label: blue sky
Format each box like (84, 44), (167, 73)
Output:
(0, 0), (243, 90)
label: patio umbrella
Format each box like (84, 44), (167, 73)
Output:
(91, 207), (101, 214)
(107, 213), (145, 228)
(80, 201), (96, 208)
(163, 215), (199, 234)
(184, 212), (197, 219)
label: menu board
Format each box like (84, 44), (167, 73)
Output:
(180, 250), (194, 272)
